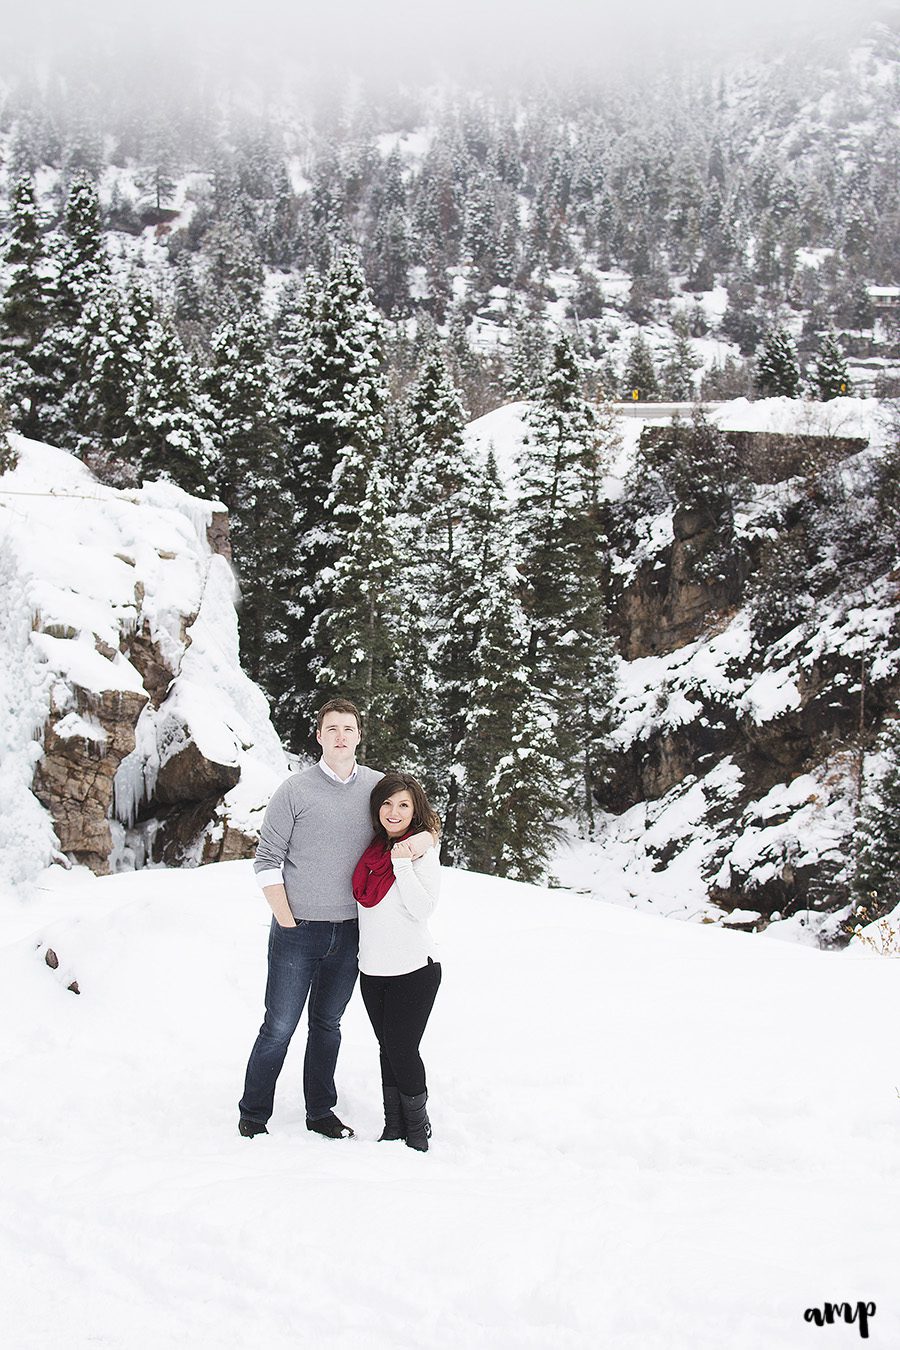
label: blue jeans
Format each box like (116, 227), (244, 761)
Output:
(239, 917), (359, 1124)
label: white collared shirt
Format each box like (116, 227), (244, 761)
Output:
(318, 756), (358, 785)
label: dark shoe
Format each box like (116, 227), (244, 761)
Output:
(306, 1112), (354, 1139)
(399, 1090), (431, 1152)
(238, 1116), (268, 1138)
(379, 1085), (406, 1142)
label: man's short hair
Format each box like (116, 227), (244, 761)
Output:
(316, 697), (362, 734)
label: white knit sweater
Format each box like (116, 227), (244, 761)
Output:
(357, 846), (441, 977)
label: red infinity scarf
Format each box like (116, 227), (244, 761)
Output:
(352, 832), (412, 909)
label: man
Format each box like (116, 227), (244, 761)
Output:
(238, 697), (431, 1139)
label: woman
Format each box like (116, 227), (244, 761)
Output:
(352, 772), (442, 1151)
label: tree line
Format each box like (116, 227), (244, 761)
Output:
(1, 37), (895, 407)
(0, 172), (619, 881)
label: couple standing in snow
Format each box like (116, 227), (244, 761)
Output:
(238, 698), (442, 1151)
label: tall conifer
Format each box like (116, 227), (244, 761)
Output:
(275, 249), (389, 746)
(205, 305), (290, 686)
(755, 327), (802, 398)
(454, 452), (564, 878)
(130, 317), (215, 493)
(0, 177), (54, 438)
(517, 335), (619, 827)
(313, 466), (424, 770)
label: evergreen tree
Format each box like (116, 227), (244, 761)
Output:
(568, 270), (606, 322)
(853, 717), (900, 925)
(462, 175), (496, 288)
(508, 299), (549, 398)
(755, 327), (802, 398)
(400, 346), (478, 849)
(720, 269), (763, 356)
(402, 346), (474, 561)
(0, 384), (17, 474)
(173, 252), (203, 322)
(517, 336), (619, 824)
(367, 205), (411, 316)
(306, 153), (345, 270)
(313, 466), (424, 770)
(0, 177), (54, 438)
(204, 305), (291, 685)
(35, 175), (110, 452)
(262, 161), (300, 269)
(55, 175), (109, 318)
(454, 452), (565, 879)
(444, 304), (486, 412)
(661, 314), (701, 401)
(202, 216), (265, 321)
(129, 317), (215, 493)
(646, 405), (743, 524)
(1, 178), (50, 349)
(622, 330), (660, 401)
(423, 237), (452, 321)
(276, 249), (389, 746)
(137, 152), (177, 219)
(64, 283), (147, 474)
(813, 330), (850, 401)
(64, 109), (103, 180)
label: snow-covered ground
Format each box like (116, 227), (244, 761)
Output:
(2, 859), (897, 1349)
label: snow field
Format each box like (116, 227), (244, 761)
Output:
(1, 860), (898, 1349)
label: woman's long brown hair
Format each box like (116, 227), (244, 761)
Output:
(369, 772), (441, 844)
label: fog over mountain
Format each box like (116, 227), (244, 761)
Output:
(2, 0), (890, 85)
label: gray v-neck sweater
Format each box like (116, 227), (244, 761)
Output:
(254, 763), (383, 921)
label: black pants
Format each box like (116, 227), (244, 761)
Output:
(359, 961), (442, 1097)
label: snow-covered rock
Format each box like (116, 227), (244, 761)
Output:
(551, 397), (899, 944)
(0, 435), (287, 894)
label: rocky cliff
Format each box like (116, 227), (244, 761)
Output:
(468, 396), (898, 944)
(0, 436), (287, 890)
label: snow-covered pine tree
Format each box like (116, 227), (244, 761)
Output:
(622, 329), (659, 401)
(0, 382), (17, 474)
(454, 451), (564, 879)
(402, 344), (474, 562)
(0, 177), (56, 438)
(261, 161), (299, 270)
(1, 178), (46, 344)
(444, 303), (487, 413)
(462, 175), (496, 293)
(276, 249), (389, 746)
(517, 335), (619, 827)
(755, 327), (802, 398)
(202, 216), (265, 323)
(35, 174), (110, 452)
(129, 316), (215, 494)
(367, 205), (411, 317)
(173, 253), (203, 324)
(661, 313), (701, 401)
(508, 298), (549, 398)
(62, 282), (150, 478)
(313, 465), (424, 771)
(54, 174), (109, 319)
(852, 716), (900, 926)
(397, 344), (479, 847)
(204, 304), (290, 685)
(366, 148), (411, 316)
(720, 267), (763, 356)
(813, 330), (850, 401)
(648, 405), (743, 523)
